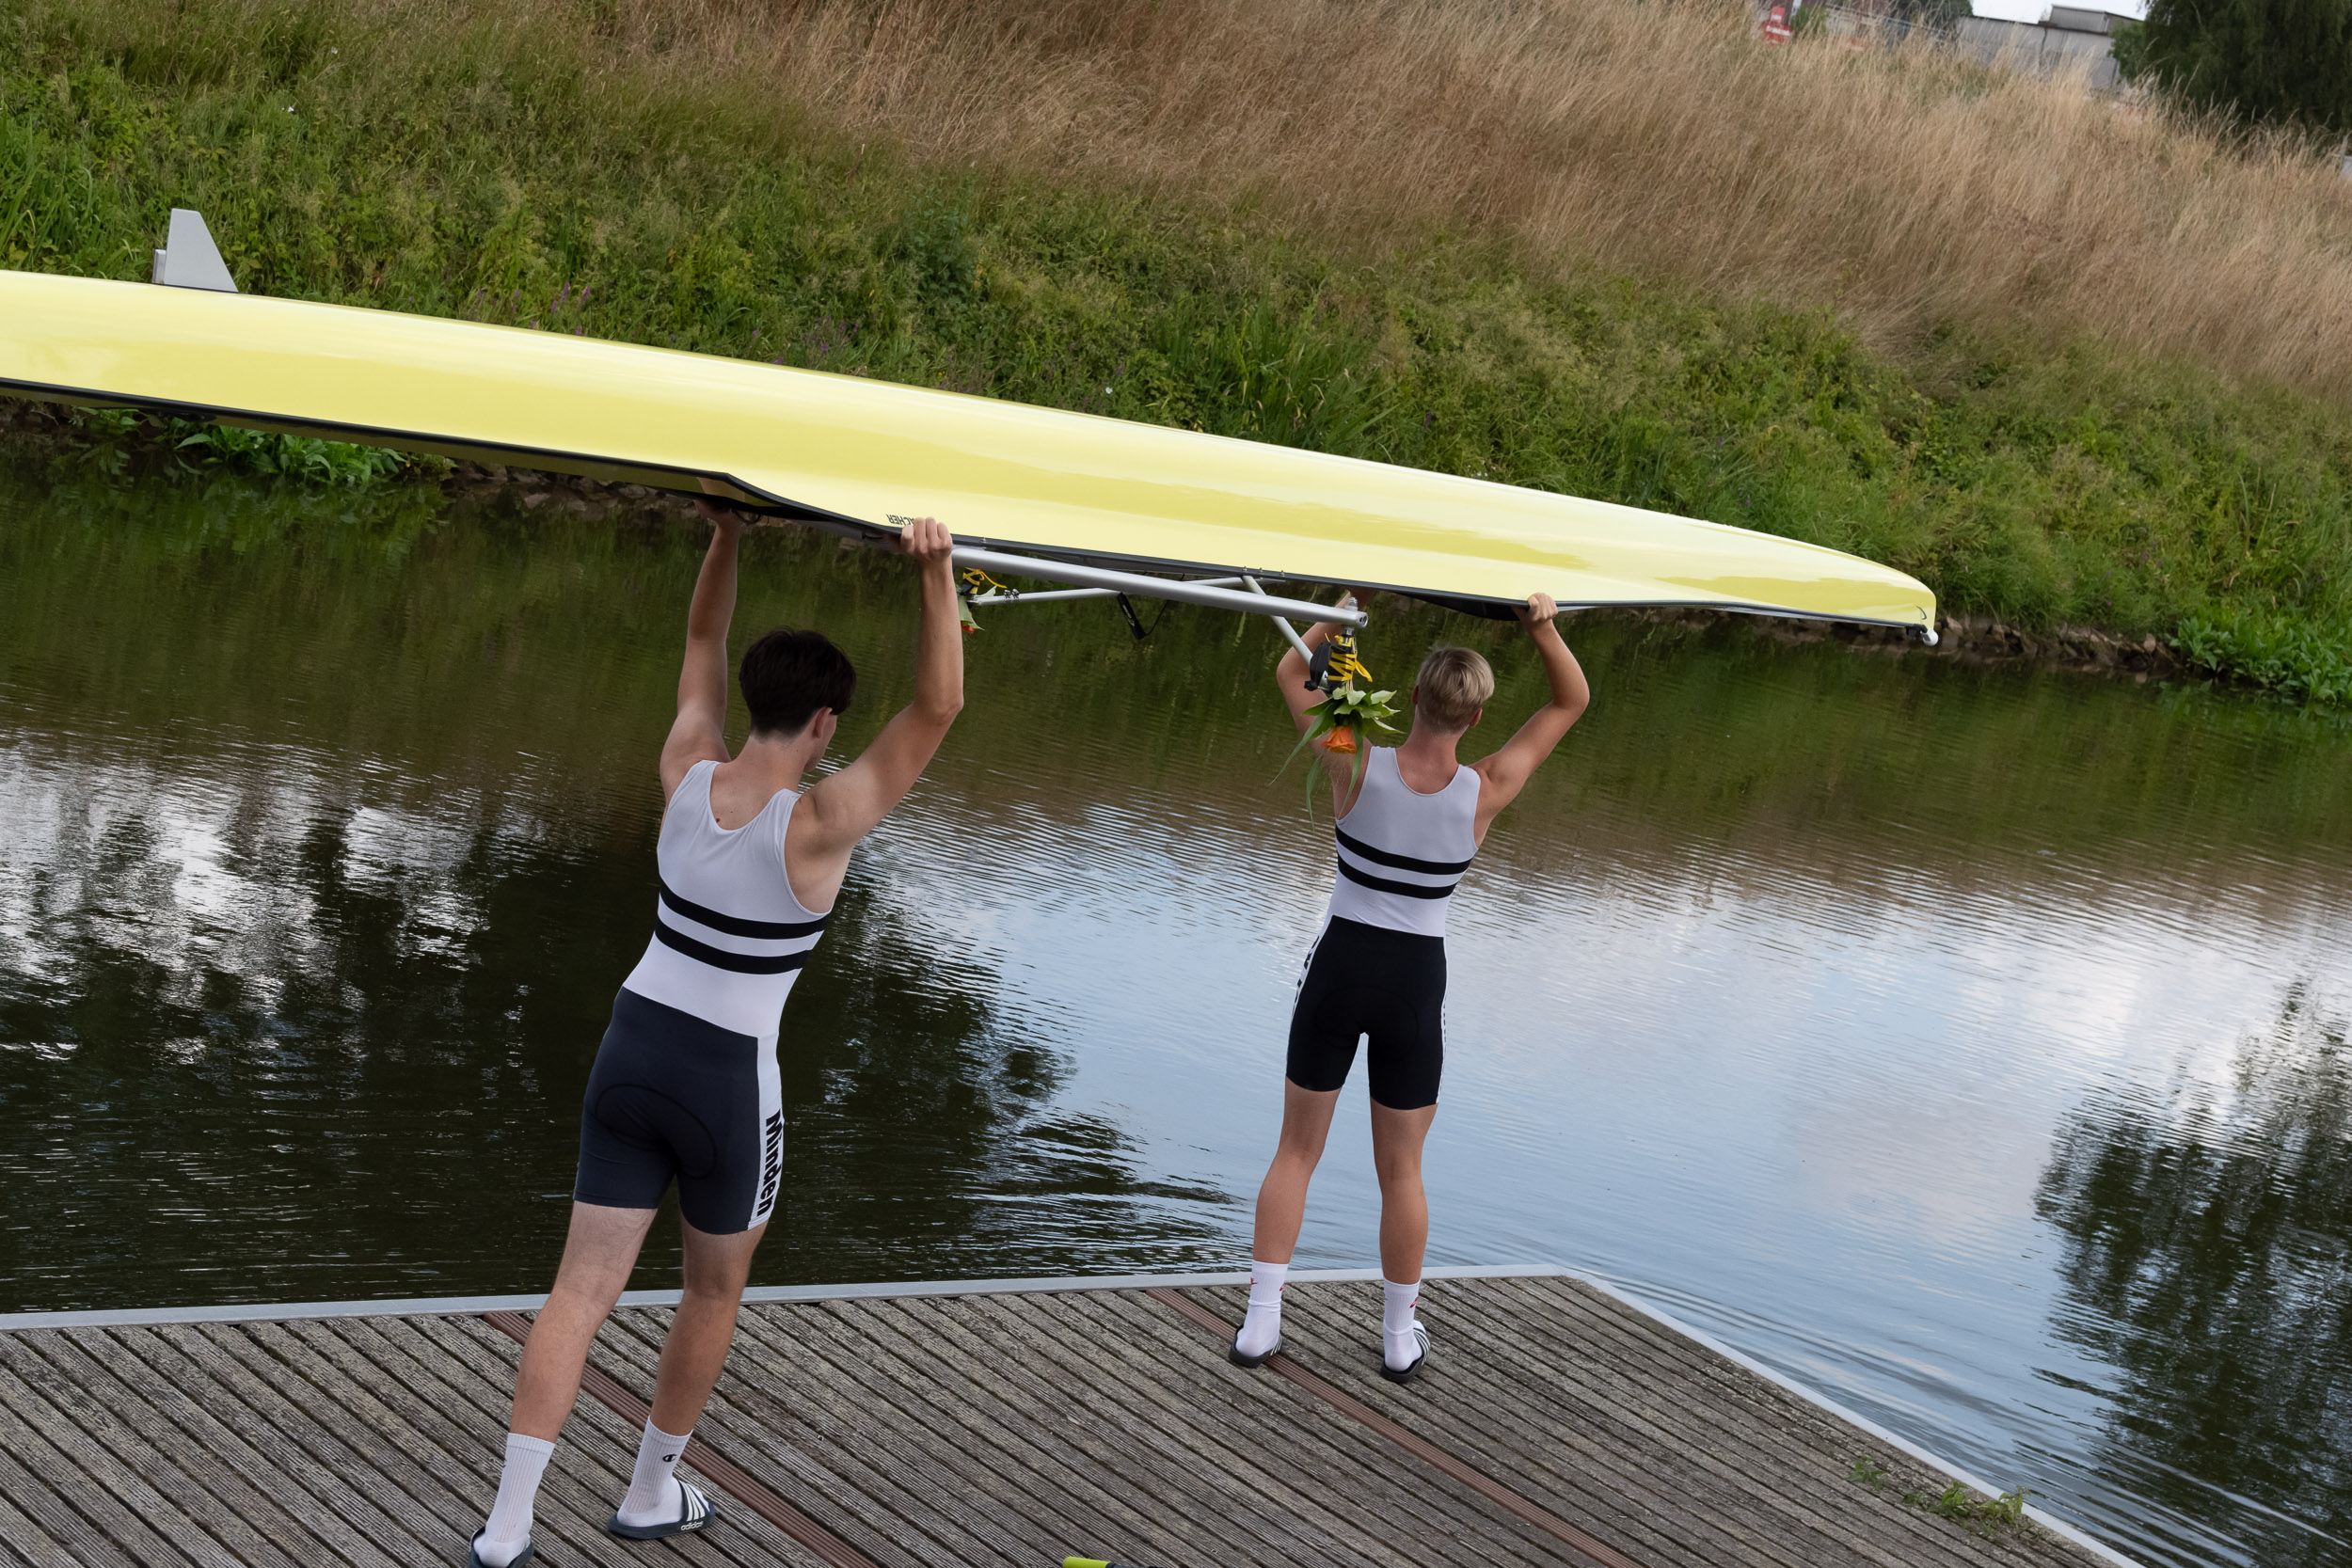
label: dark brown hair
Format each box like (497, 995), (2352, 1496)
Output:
(740, 628), (856, 736)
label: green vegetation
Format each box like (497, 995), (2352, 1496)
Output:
(1907, 1481), (2034, 1534)
(67, 404), (437, 484)
(2174, 604), (2352, 704)
(2116, 0), (2352, 136)
(169, 419), (421, 484)
(1849, 1457), (2034, 1538)
(4, 0), (2351, 701)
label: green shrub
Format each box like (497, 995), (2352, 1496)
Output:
(2116, 0), (2352, 135)
(174, 422), (415, 485)
(2173, 605), (2352, 704)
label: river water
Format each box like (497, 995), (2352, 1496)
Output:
(3, 461), (2349, 1567)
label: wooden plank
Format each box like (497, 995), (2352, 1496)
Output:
(892, 1291), (1414, 1568)
(1166, 1282), (1696, 1564)
(364, 1315), (733, 1568)
(23, 1326), (394, 1568)
(143, 1322), (466, 1561)
(358, 1310), (816, 1568)
(981, 1291), (1434, 1565)
(728, 1298), (1178, 1564)
(0, 1278), (2110, 1568)
(891, 1287), (1515, 1568)
(856, 1288), (1435, 1568)
(769, 1294), (1242, 1566)
(1271, 1281), (1843, 1568)
(1459, 1284), (1979, 1555)
(1149, 1284), (1648, 1568)
(229, 1318), (636, 1568)
(1041, 1282), (1667, 1568)
(0, 1353), (222, 1568)
(1373, 1278), (2090, 1568)
(903, 1292), (1390, 1565)
(0, 1402), (141, 1568)
(1487, 1278), (1927, 1473)
(1007, 1288), (1573, 1568)
(132, 1323), (454, 1563)
(373, 1315), (688, 1547)
(1327, 1277), (2043, 1568)
(289, 1316), (656, 1568)
(1270, 1284), (1847, 1568)
(469, 1309), (871, 1568)
(76, 1325), (412, 1568)
(1459, 1280), (2063, 1568)
(1509, 1277), (1993, 1502)
(601, 1305), (1030, 1568)
(1266, 1275), (1950, 1568)
(0, 1476), (82, 1568)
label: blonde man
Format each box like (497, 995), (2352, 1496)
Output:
(1232, 594), (1589, 1380)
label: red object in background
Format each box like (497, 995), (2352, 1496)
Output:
(1760, 3), (1793, 40)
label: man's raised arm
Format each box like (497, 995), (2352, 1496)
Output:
(659, 501), (745, 800)
(1472, 594), (1590, 829)
(796, 517), (965, 857)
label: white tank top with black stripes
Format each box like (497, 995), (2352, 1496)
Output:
(1327, 747), (1481, 939)
(621, 759), (831, 1041)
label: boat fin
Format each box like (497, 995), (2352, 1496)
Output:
(151, 209), (238, 293)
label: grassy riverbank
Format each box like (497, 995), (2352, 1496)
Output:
(5, 0), (2351, 700)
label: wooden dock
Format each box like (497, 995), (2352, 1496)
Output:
(0, 1267), (2131, 1568)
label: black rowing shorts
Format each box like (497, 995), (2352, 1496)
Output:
(1285, 916), (1447, 1110)
(574, 988), (786, 1236)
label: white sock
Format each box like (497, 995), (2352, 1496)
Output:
(1234, 1259), (1288, 1357)
(615, 1418), (694, 1526)
(1383, 1277), (1422, 1370)
(476, 1433), (554, 1566)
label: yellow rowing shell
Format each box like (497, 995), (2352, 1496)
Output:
(1, 269), (1934, 629)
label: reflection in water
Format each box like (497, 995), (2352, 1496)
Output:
(7, 454), (2352, 1567)
(0, 741), (1216, 1301)
(0, 465), (1222, 1300)
(2039, 987), (2352, 1566)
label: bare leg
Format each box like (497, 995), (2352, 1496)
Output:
(510, 1202), (657, 1440)
(647, 1217), (767, 1433)
(1369, 1099), (1438, 1284)
(1250, 1079), (1343, 1263)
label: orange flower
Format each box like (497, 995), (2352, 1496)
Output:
(1319, 726), (1359, 753)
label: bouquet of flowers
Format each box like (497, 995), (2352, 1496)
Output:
(1283, 623), (1400, 808)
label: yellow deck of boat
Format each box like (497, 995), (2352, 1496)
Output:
(3, 269), (1935, 631)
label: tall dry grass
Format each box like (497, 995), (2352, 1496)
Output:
(439, 0), (2348, 400)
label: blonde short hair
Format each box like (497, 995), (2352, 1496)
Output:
(1414, 645), (1494, 730)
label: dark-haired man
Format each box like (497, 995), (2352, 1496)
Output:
(469, 503), (963, 1567)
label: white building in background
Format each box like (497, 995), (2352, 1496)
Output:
(1780, 0), (2150, 88)
(1966, 0), (2142, 24)
(1957, 0), (2146, 88)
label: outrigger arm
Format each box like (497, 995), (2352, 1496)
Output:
(943, 543), (1367, 638)
(1239, 575), (1321, 661)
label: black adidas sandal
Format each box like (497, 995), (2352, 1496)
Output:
(607, 1479), (718, 1541)
(1228, 1328), (1281, 1368)
(1378, 1323), (1430, 1384)
(469, 1529), (533, 1568)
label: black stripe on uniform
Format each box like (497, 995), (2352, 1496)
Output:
(659, 877), (829, 940)
(652, 921), (816, 974)
(1336, 858), (1459, 900)
(1334, 825), (1473, 876)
